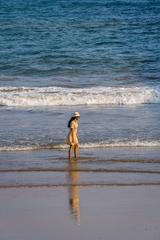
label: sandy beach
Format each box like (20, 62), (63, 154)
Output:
(1, 0), (160, 239)
(0, 148), (160, 240)
(0, 186), (160, 240)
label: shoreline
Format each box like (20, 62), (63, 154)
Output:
(0, 148), (160, 239)
(0, 182), (160, 189)
(0, 148), (160, 188)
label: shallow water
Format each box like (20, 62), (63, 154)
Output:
(0, 104), (160, 151)
(0, 148), (160, 187)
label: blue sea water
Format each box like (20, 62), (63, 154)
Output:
(0, 0), (160, 87)
(0, 0), (160, 188)
(0, 0), (160, 145)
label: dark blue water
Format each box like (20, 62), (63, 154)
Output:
(0, 0), (160, 87)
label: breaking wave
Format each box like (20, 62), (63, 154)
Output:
(0, 139), (160, 152)
(0, 86), (160, 106)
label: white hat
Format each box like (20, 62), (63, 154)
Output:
(73, 112), (80, 117)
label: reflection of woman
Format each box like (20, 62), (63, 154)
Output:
(68, 160), (80, 224)
(67, 112), (80, 160)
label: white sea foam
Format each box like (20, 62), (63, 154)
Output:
(80, 140), (160, 148)
(0, 140), (160, 152)
(0, 86), (160, 106)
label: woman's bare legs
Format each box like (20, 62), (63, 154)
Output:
(74, 144), (79, 160)
(69, 145), (74, 160)
(69, 144), (79, 160)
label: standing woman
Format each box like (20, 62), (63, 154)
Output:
(67, 112), (80, 160)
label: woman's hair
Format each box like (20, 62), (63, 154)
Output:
(68, 117), (77, 128)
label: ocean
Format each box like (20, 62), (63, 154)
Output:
(0, 0), (160, 187)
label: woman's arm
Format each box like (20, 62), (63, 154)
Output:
(71, 128), (75, 144)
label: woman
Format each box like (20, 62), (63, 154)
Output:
(67, 112), (80, 160)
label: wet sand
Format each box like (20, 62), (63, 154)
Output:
(1, 148), (160, 188)
(0, 186), (160, 240)
(0, 148), (160, 239)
